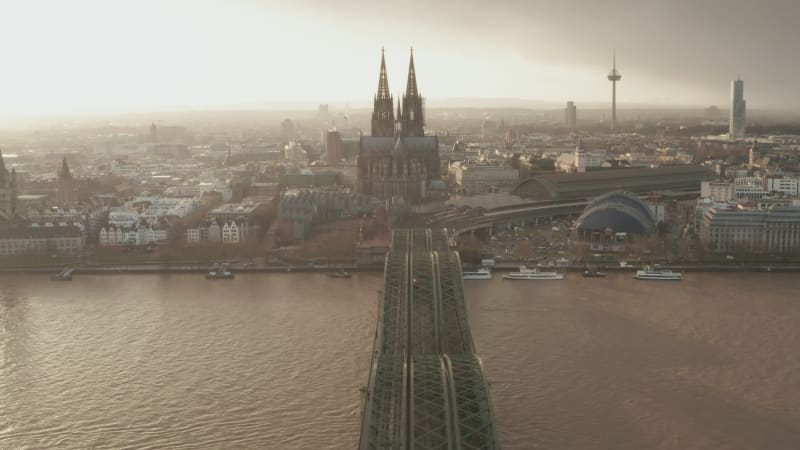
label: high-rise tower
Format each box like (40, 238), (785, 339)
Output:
(729, 78), (746, 140)
(371, 48), (395, 137)
(607, 50), (621, 131)
(400, 48), (425, 137)
(565, 101), (577, 130)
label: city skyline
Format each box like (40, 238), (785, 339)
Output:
(3, 3), (800, 450)
(0, 0), (799, 117)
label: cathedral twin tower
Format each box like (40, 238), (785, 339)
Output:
(357, 48), (441, 203)
(371, 48), (425, 138)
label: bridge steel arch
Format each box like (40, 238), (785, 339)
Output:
(359, 228), (500, 449)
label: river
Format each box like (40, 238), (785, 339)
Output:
(1, 272), (799, 449)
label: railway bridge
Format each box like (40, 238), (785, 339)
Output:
(359, 228), (500, 449)
(424, 201), (587, 235)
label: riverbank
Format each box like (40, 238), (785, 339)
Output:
(2, 261), (799, 275)
(483, 262), (800, 273)
(0, 263), (385, 275)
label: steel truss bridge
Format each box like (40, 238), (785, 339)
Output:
(359, 228), (500, 449)
(422, 201), (587, 235)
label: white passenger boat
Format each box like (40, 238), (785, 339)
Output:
(463, 268), (492, 280)
(503, 266), (563, 280)
(634, 267), (682, 281)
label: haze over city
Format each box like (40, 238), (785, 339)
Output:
(4, 2), (800, 450)
(2, 0), (799, 117)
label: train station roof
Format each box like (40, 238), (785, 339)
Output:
(512, 166), (715, 202)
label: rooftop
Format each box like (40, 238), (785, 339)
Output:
(0, 224), (82, 239)
(513, 166), (714, 202)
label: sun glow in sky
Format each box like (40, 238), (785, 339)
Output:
(0, 0), (796, 117)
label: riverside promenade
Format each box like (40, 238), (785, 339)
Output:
(0, 262), (384, 275)
(2, 260), (799, 275)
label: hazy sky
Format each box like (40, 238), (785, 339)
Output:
(1, 0), (798, 116)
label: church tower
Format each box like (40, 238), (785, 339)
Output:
(371, 48), (395, 137)
(400, 48), (425, 137)
(0, 148), (18, 221)
(748, 140), (759, 175)
(574, 139), (586, 174)
(57, 156), (77, 206)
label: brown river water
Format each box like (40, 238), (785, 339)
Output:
(1, 272), (799, 449)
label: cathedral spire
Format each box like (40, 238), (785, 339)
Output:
(376, 47), (390, 100)
(405, 46), (419, 98)
(400, 47), (425, 137)
(371, 47), (395, 137)
(59, 155), (71, 178)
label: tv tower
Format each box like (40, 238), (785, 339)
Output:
(607, 50), (621, 131)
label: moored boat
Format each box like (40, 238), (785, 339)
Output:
(463, 268), (492, 280)
(206, 263), (234, 280)
(583, 267), (607, 278)
(327, 270), (352, 278)
(634, 266), (681, 281)
(503, 266), (563, 280)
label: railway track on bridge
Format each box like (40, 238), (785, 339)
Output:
(359, 228), (500, 449)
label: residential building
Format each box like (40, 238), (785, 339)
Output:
(108, 209), (140, 228)
(221, 221), (248, 243)
(99, 224), (167, 247)
(186, 227), (202, 244)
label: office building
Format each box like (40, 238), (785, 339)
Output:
(565, 101), (577, 130)
(729, 78), (746, 139)
(701, 206), (800, 253)
(0, 224), (84, 256)
(326, 130), (342, 164)
(765, 177), (800, 197)
(449, 161), (518, 194)
(701, 181), (735, 202)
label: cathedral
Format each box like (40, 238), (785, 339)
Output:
(57, 156), (78, 206)
(0, 148), (18, 221)
(357, 48), (440, 203)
